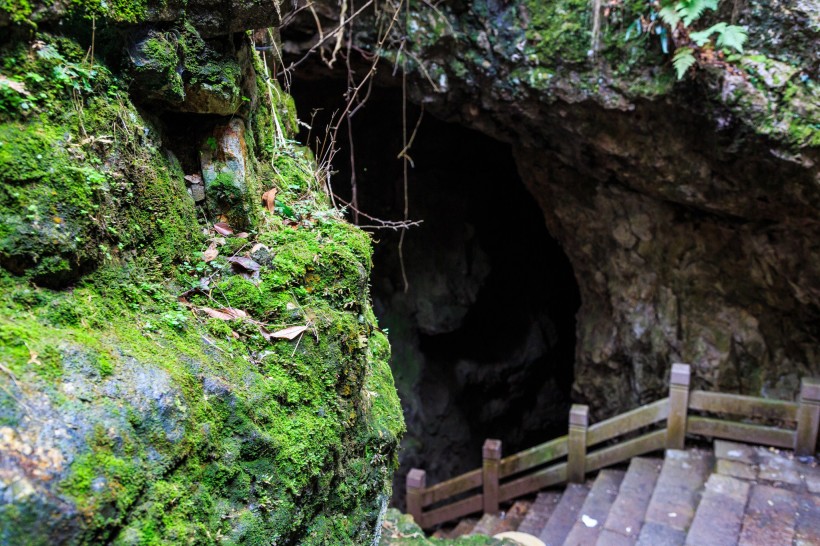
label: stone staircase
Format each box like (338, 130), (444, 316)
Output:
(430, 441), (820, 546)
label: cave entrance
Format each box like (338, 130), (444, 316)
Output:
(289, 81), (581, 506)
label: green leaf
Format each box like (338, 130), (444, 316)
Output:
(690, 23), (727, 46)
(659, 6), (681, 28)
(716, 25), (748, 53)
(673, 47), (696, 79)
(678, 0), (718, 26)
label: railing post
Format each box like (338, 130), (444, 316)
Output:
(567, 404), (588, 483)
(667, 363), (691, 450)
(795, 378), (820, 457)
(406, 468), (426, 527)
(482, 439), (502, 515)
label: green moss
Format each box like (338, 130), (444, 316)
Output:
(0, 26), (402, 546)
(0, 0), (33, 24)
(523, 0), (591, 65)
(379, 509), (516, 545)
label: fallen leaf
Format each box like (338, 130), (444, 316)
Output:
(227, 256), (261, 272)
(0, 75), (30, 96)
(202, 242), (219, 262)
(201, 307), (248, 320)
(24, 342), (41, 366)
(268, 325), (308, 340)
(262, 188), (277, 212)
(213, 222), (234, 236)
(184, 173), (203, 185)
(231, 331), (240, 339)
(235, 232), (249, 239)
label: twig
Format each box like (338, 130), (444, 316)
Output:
(396, 104), (424, 165)
(399, 0), (410, 293)
(333, 194), (422, 230)
(279, 0), (376, 77)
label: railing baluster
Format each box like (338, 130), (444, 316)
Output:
(482, 439), (502, 515)
(567, 404), (588, 483)
(406, 468), (426, 527)
(795, 377), (820, 457)
(667, 363), (691, 449)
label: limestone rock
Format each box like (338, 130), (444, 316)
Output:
(200, 118), (254, 228)
(128, 25), (245, 115)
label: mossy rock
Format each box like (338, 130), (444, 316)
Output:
(0, 28), (404, 546)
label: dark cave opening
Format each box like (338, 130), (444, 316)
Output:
(288, 78), (581, 506)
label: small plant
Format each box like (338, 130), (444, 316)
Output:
(625, 0), (748, 79)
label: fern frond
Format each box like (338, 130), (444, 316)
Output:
(659, 6), (681, 27)
(689, 23), (727, 46)
(673, 47), (696, 79)
(679, 0), (718, 26)
(716, 25), (748, 53)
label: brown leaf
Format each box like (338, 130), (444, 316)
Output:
(268, 325), (308, 340)
(262, 188), (277, 212)
(213, 222), (234, 236)
(227, 256), (261, 272)
(201, 307), (248, 320)
(235, 232), (249, 239)
(0, 75), (30, 96)
(202, 242), (219, 262)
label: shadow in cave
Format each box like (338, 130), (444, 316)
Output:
(288, 80), (581, 507)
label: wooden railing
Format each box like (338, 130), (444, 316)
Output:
(406, 363), (820, 529)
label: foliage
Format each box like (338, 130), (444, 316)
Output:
(625, 0), (748, 79)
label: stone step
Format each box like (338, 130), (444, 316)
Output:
(685, 473), (750, 546)
(437, 517), (478, 539)
(737, 483), (798, 546)
(636, 448), (714, 546)
(714, 439), (820, 494)
(794, 491), (820, 546)
(563, 469), (625, 546)
(470, 514), (502, 537)
(596, 457), (663, 546)
(469, 500), (532, 536)
(537, 483), (589, 546)
(517, 491), (562, 536)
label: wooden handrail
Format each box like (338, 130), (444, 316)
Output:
(406, 365), (820, 529)
(420, 468), (482, 507)
(587, 397), (669, 446)
(499, 435), (568, 478)
(689, 390), (798, 422)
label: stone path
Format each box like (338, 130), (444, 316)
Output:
(432, 440), (820, 546)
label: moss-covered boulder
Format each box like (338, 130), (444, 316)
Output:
(0, 2), (404, 544)
(128, 24), (247, 115)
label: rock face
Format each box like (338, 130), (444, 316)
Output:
(0, 1), (403, 544)
(283, 0), (819, 420)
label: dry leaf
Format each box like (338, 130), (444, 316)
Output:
(227, 256), (261, 272)
(201, 307), (248, 320)
(184, 173), (203, 185)
(202, 242), (219, 262)
(235, 232), (249, 239)
(0, 75), (30, 96)
(262, 188), (277, 212)
(268, 325), (308, 340)
(213, 222), (234, 236)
